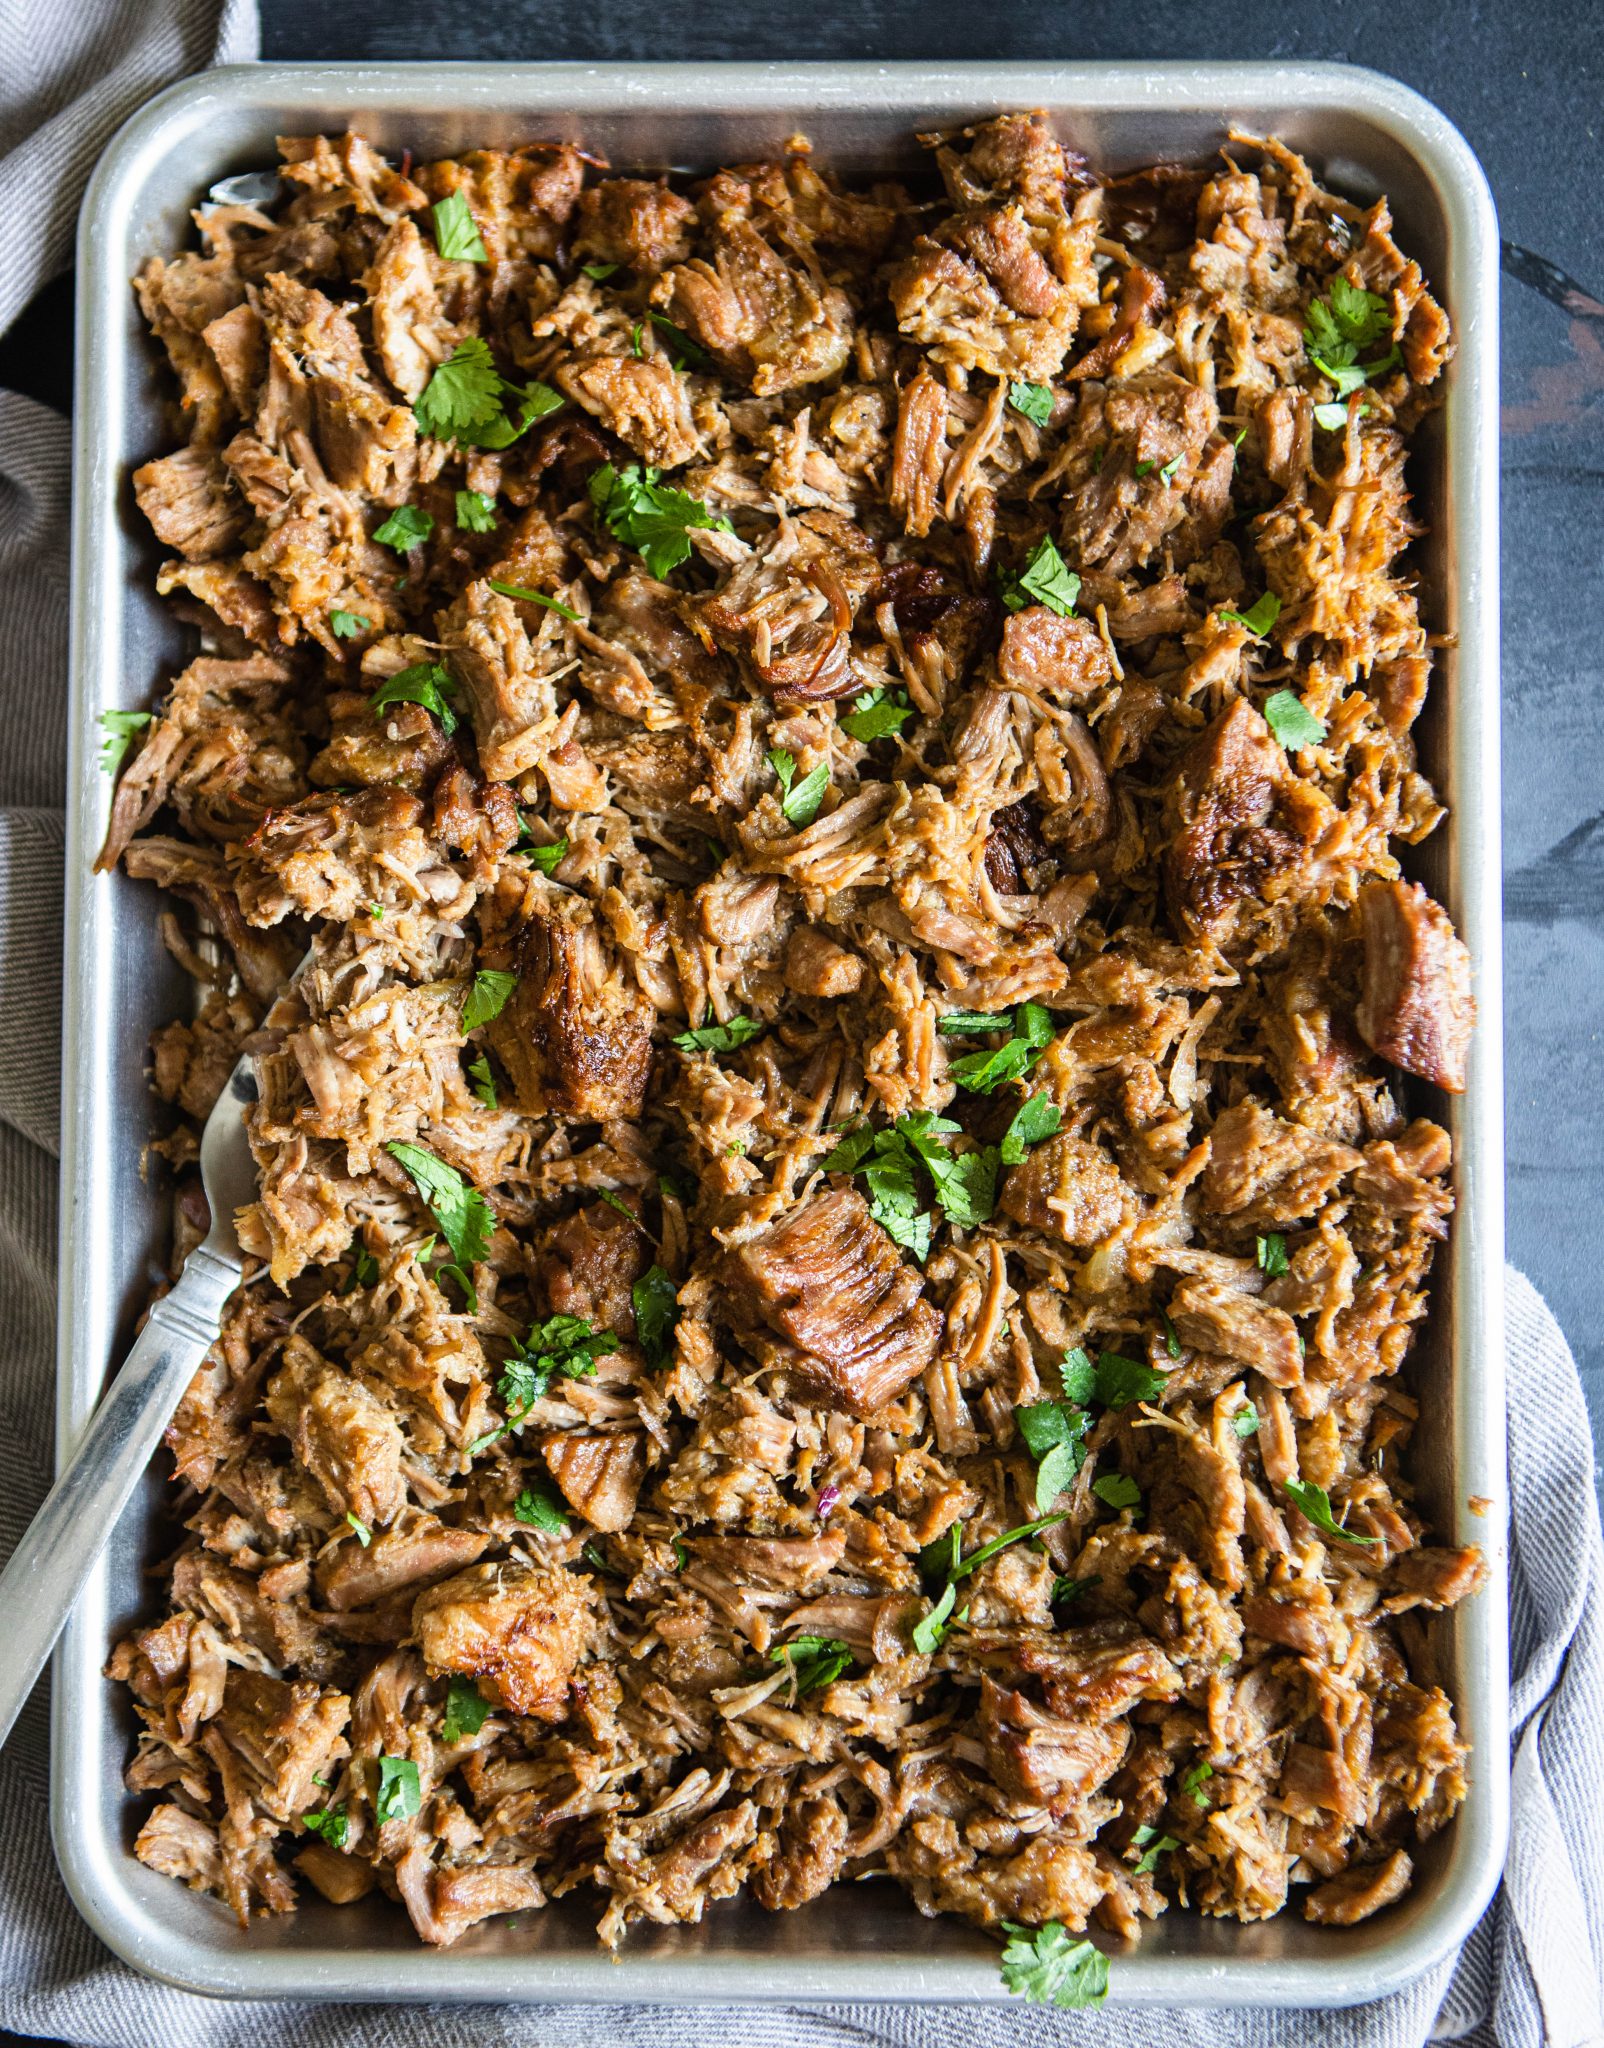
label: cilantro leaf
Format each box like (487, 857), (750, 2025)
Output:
(948, 1038), (1038, 1092)
(513, 1483), (571, 1534)
(385, 1140), (495, 1268)
(1092, 1351), (1168, 1409)
(589, 461), (732, 580)
(1007, 380), (1055, 427)
(467, 1052), (498, 1109)
(1158, 454), (1182, 485)
(488, 577), (580, 622)
(767, 748), (829, 827)
(582, 261), (618, 281)
(465, 379), (564, 450)
(1263, 689), (1326, 751)
(1328, 275), (1393, 346)
(414, 337), (506, 439)
(1129, 1825), (1180, 1877)
(373, 1755), (421, 1826)
(430, 190), (488, 264)
(1181, 1760), (1214, 1808)
(999, 1922), (1110, 2010)
(1233, 1403), (1260, 1438)
(370, 660), (459, 736)
(1052, 1573), (1097, 1605)
(1256, 1231), (1290, 1278)
(911, 1580), (967, 1654)
(840, 688), (914, 742)
(648, 312), (711, 369)
(462, 969), (517, 1032)
(880, 1207), (934, 1260)
(455, 489), (497, 532)
(441, 1676), (489, 1743)
(999, 1092), (1060, 1165)
(918, 1524), (962, 1585)
(1000, 534), (1080, 617)
(1162, 1311), (1182, 1360)
(1315, 397), (1365, 432)
(330, 608), (371, 639)
(1217, 590), (1281, 637)
(301, 1805), (348, 1849)
(949, 1510), (1070, 1584)
(98, 709), (151, 776)
(632, 1263), (678, 1369)
(937, 1011), (1015, 1035)
(769, 1635), (853, 1696)
(1283, 1478), (1378, 1544)
(672, 1014), (763, 1055)
(1034, 1440), (1081, 1513)
(1058, 1346), (1097, 1404)
(373, 503), (434, 552)
(345, 1512), (371, 1547)
(1092, 1472), (1142, 1513)
(1133, 459), (1156, 477)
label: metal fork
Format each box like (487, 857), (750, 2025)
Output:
(0, 1052), (259, 1750)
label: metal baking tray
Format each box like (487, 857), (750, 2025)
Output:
(55, 59), (1507, 2007)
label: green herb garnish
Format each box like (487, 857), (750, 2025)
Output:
(1283, 1479), (1378, 1545)
(330, 608), (370, 639)
(768, 749), (830, 827)
(632, 1264), (678, 1369)
(301, 1805), (348, 1849)
(461, 969), (517, 1032)
(513, 1483), (571, 1534)
(440, 1675), (489, 1743)
(839, 688), (914, 742)
(1217, 590), (1281, 638)
(430, 190), (488, 264)
(373, 503), (434, 552)
(488, 577), (580, 623)
(999, 1923), (1110, 2009)
(373, 1755), (421, 1826)
(768, 1635), (853, 1696)
(1263, 689), (1326, 751)
(588, 461), (732, 580)
(370, 660), (459, 735)
(1000, 535), (1080, 617)
(999, 1091), (1060, 1166)
(1007, 380), (1055, 427)
(455, 489), (497, 532)
(98, 710), (151, 776)
(672, 1014), (764, 1055)
(385, 1140), (495, 1267)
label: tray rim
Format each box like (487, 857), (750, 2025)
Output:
(53, 56), (1508, 2009)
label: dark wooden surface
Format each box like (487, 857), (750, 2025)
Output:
(1, 6), (1599, 2039)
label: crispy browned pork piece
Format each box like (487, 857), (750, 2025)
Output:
(104, 113), (1480, 1962)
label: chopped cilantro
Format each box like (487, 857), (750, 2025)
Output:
(1093, 1351), (1168, 1409)
(373, 1755), (421, 1826)
(430, 190), (488, 264)
(1256, 1231), (1290, 1278)
(589, 461), (731, 580)
(583, 1539), (620, 1574)
(1181, 1760), (1214, 1808)
(1052, 1573), (1097, 1605)
(97, 709), (151, 776)
(467, 1052), (498, 1110)
(1304, 276), (1397, 399)
(370, 660), (459, 735)
(839, 687), (913, 742)
(948, 1510), (1071, 1584)
(672, 1013), (764, 1055)
(461, 969), (517, 1032)
(414, 337), (563, 447)
(1134, 459), (1156, 477)
(488, 577), (580, 623)
(999, 1091), (1060, 1166)
(1000, 534), (1080, 617)
(413, 336), (504, 438)
(648, 311), (711, 369)
(769, 1635), (853, 1696)
(1162, 1312), (1182, 1360)
(1129, 1825), (1180, 1877)
(911, 1581), (967, 1654)
(385, 1140), (495, 1268)
(440, 1676), (489, 1743)
(947, 1001), (1053, 1093)
(1059, 1346), (1097, 1404)
(454, 489), (497, 532)
(1007, 380), (1055, 427)
(632, 1264), (678, 1369)
(301, 1805), (348, 1849)
(1233, 1403), (1260, 1438)
(937, 1010), (1015, 1035)
(1092, 1472), (1142, 1514)
(373, 503), (433, 552)
(344, 1512), (371, 1547)
(1016, 1399), (1092, 1513)
(1263, 689), (1327, 751)
(329, 608), (370, 639)
(1283, 1478), (1378, 1544)
(1315, 397), (1366, 432)
(1217, 590), (1281, 638)
(581, 261), (618, 281)
(513, 1483), (571, 1534)
(768, 749), (830, 827)
(1157, 454), (1182, 485)
(999, 1922), (1110, 2009)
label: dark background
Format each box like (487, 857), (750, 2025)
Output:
(2, 3), (1600, 2039)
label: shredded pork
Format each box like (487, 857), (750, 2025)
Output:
(103, 114), (1482, 1961)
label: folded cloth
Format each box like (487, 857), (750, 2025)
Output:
(0, 11), (1601, 2045)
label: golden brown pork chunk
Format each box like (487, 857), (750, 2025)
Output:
(413, 1562), (594, 1719)
(722, 1188), (942, 1416)
(1355, 879), (1474, 1092)
(482, 877), (654, 1121)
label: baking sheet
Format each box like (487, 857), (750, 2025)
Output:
(54, 59), (1508, 2006)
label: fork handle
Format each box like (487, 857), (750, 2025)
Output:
(0, 1241), (241, 1751)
